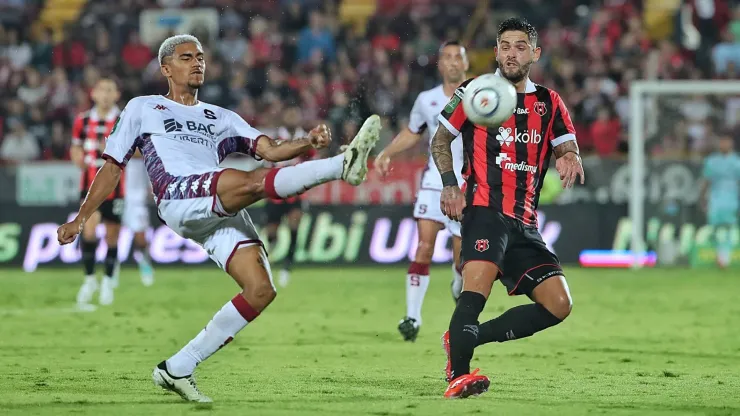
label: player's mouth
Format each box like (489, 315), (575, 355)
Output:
(190, 69), (204, 75)
(505, 61), (518, 69)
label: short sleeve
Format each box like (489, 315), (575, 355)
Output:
(407, 95), (427, 134)
(217, 111), (268, 162)
(101, 99), (142, 168)
(549, 90), (577, 147)
(438, 78), (473, 136)
(71, 116), (84, 146)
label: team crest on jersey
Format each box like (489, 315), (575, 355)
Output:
(474, 239), (489, 252)
(533, 101), (547, 116)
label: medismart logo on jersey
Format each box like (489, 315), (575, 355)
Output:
(495, 153), (537, 173)
(495, 126), (542, 146)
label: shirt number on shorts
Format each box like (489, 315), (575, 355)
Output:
(417, 204), (428, 215)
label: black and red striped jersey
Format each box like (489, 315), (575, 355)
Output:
(72, 106), (125, 200)
(438, 71), (577, 226)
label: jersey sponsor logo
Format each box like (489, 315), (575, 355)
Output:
(495, 153), (538, 173)
(174, 134), (214, 149)
(495, 126), (542, 146)
(444, 89), (464, 113)
(154, 104), (169, 111)
(164, 119), (183, 132)
(515, 108), (529, 114)
(533, 101), (547, 116)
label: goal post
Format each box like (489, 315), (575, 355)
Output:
(628, 80), (740, 268)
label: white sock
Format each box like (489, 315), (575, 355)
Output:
(406, 262), (430, 326)
(166, 294), (259, 377)
(265, 155), (344, 198)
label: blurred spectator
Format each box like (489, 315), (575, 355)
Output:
(1, 120), (40, 163)
(4, 28), (31, 71)
(43, 120), (70, 161)
(122, 31), (153, 71)
(17, 68), (47, 107)
(218, 27), (248, 64)
(590, 106), (622, 157)
(296, 11), (336, 63)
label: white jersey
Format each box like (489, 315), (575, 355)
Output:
(102, 95), (264, 205)
(124, 158), (150, 203)
(408, 85), (465, 190)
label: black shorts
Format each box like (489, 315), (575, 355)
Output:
(460, 206), (564, 296)
(265, 200), (305, 225)
(80, 191), (123, 224)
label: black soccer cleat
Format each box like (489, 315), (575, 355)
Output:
(398, 317), (420, 342)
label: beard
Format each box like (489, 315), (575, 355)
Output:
(498, 60), (533, 83)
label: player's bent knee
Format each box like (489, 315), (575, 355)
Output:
(461, 261), (500, 298)
(545, 294), (572, 321)
(414, 240), (435, 263)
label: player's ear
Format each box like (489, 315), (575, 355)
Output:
(160, 64), (170, 78)
(533, 46), (541, 63)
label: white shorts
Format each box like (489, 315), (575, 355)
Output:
(413, 189), (461, 237)
(123, 200), (150, 232)
(157, 195), (267, 273)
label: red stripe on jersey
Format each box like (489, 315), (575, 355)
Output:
(549, 90), (576, 137)
(448, 104), (467, 132)
(471, 125), (489, 206)
(500, 116), (517, 216)
(75, 111), (122, 200)
(522, 94), (542, 224)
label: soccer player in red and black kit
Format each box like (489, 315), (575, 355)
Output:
(264, 104), (315, 287)
(431, 18), (585, 398)
(69, 78), (124, 309)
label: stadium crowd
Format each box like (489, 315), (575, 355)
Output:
(0, 0), (738, 164)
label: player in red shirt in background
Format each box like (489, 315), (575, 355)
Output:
(264, 104), (316, 287)
(69, 78), (123, 310)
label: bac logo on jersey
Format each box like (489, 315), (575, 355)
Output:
(164, 119), (183, 133)
(533, 101), (547, 116)
(474, 239), (489, 252)
(496, 126), (542, 146)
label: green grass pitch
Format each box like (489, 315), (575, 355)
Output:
(0, 266), (739, 415)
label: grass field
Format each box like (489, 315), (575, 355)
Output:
(1, 266), (739, 416)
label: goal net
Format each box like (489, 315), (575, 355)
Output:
(628, 80), (740, 268)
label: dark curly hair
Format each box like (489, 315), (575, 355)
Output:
(497, 17), (538, 46)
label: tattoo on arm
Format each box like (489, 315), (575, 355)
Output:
(431, 126), (456, 174)
(553, 140), (579, 158)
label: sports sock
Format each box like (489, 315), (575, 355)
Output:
(81, 239), (97, 276)
(476, 303), (562, 345)
(406, 262), (430, 325)
(449, 291), (486, 380)
(133, 243), (152, 269)
(263, 155), (344, 199)
(716, 225), (732, 267)
(104, 246), (118, 278)
(167, 294), (260, 377)
(284, 228), (299, 271)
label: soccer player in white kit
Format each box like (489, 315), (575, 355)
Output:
(123, 154), (155, 286)
(56, 34), (381, 403)
(374, 41), (468, 342)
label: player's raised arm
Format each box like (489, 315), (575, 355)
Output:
(255, 124), (331, 162)
(549, 92), (584, 189)
(375, 96), (426, 176)
(58, 100), (142, 245)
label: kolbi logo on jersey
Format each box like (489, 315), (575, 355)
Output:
(495, 153), (537, 173)
(495, 126), (542, 146)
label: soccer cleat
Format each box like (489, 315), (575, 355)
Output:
(398, 317), (420, 342)
(99, 277), (115, 306)
(277, 269), (290, 288)
(76, 275), (98, 308)
(140, 262), (155, 287)
(442, 330), (452, 382)
(152, 361), (212, 403)
(342, 115), (381, 186)
(444, 368), (490, 399)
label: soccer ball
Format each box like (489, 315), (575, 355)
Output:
(462, 74), (517, 127)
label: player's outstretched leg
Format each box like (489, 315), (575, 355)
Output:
(215, 115), (381, 214)
(152, 245), (273, 403)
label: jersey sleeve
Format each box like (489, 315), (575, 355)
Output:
(71, 115), (84, 146)
(407, 95), (427, 134)
(218, 111), (268, 162)
(702, 157), (713, 178)
(549, 91), (577, 147)
(437, 78), (473, 136)
(101, 99), (142, 169)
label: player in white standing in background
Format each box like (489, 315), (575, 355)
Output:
(123, 152), (155, 286)
(56, 34), (381, 403)
(374, 41), (469, 342)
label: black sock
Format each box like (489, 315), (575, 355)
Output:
(81, 239), (97, 276)
(104, 246), (118, 278)
(284, 228), (298, 271)
(449, 291), (487, 380)
(476, 303), (562, 346)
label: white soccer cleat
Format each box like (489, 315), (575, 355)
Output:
(99, 277), (115, 306)
(76, 275), (98, 309)
(277, 269), (290, 288)
(342, 115), (381, 186)
(152, 362), (212, 403)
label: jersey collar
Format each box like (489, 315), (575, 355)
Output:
(494, 69), (537, 93)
